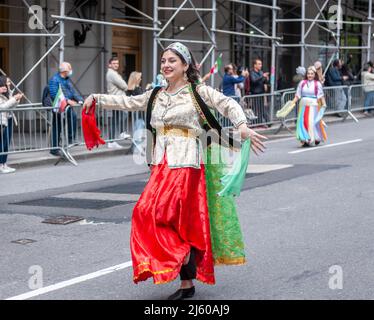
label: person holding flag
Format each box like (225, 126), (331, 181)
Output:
(196, 53), (223, 84)
(49, 62), (83, 156)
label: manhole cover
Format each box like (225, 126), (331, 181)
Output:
(11, 239), (37, 245)
(42, 215), (84, 225)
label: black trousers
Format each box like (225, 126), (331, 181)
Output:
(180, 248), (196, 280)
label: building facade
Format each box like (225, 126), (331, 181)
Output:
(0, 0), (373, 103)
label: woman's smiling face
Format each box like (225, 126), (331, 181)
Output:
(307, 70), (315, 81)
(160, 50), (188, 82)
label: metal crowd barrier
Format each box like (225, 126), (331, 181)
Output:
(0, 105), (72, 161)
(349, 84), (374, 114)
(1, 83), (372, 167)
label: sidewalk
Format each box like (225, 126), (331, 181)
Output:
(7, 111), (370, 169)
(8, 140), (133, 168)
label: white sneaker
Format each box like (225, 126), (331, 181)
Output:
(119, 132), (131, 140)
(0, 164), (16, 174)
(107, 142), (123, 149)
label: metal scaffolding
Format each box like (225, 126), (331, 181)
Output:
(0, 0), (373, 103)
(276, 0), (373, 74)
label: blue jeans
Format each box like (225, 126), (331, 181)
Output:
(51, 108), (77, 148)
(0, 118), (13, 164)
(364, 91), (374, 112)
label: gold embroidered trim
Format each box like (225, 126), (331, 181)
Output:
(156, 126), (198, 138)
(133, 260), (216, 285)
(214, 257), (246, 266)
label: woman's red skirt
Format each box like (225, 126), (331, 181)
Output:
(130, 154), (215, 285)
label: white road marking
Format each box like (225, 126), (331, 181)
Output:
(6, 261), (133, 300)
(247, 164), (293, 174)
(288, 139), (363, 154)
(53, 192), (140, 202)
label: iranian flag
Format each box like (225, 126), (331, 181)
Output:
(52, 85), (68, 113)
(210, 53), (222, 74)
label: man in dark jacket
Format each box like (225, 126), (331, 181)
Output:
(250, 58), (270, 125)
(222, 63), (248, 98)
(326, 59), (348, 115)
(48, 62), (83, 155)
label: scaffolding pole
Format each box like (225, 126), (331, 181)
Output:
(300, 0), (305, 67)
(211, 0), (216, 87)
(270, 0), (277, 123)
(59, 0), (65, 65)
(153, 0), (159, 82)
(367, 0), (373, 62)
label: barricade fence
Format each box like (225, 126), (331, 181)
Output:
(0, 84), (372, 165)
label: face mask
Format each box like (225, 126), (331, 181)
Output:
(68, 70), (73, 77)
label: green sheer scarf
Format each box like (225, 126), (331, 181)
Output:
(204, 143), (247, 265)
(217, 139), (251, 197)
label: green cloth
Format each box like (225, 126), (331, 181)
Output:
(204, 143), (246, 265)
(217, 139), (251, 197)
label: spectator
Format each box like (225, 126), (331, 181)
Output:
(314, 61), (325, 85)
(341, 61), (355, 86)
(234, 65), (245, 98)
(49, 62), (83, 155)
(250, 58), (270, 125)
(361, 62), (374, 115)
(106, 57), (131, 149)
(326, 59), (348, 116)
(126, 71), (146, 155)
(222, 63), (248, 98)
(0, 75), (23, 173)
(126, 71), (143, 96)
(195, 63), (212, 84)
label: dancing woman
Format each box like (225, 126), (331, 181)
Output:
(83, 42), (266, 299)
(291, 66), (327, 147)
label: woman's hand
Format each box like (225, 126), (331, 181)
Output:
(83, 95), (94, 113)
(14, 93), (23, 102)
(238, 123), (267, 155)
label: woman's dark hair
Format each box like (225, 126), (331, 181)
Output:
(161, 48), (201, 84)
(304, 69), (320, 81)
(0, 75), (9, 98)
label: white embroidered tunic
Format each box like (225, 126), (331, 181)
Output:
(93, 84), (247, 169)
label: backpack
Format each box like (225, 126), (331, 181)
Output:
(42, 85), (52, 107)
(145, 84), (241, 166)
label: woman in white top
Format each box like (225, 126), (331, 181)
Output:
(291, 66), (327, 147)
(0, 76), (23, 173)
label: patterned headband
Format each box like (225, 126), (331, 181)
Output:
(166, 42), (192, 65)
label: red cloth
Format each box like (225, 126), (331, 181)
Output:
(131, 154), (215, 285)
(81, 100), (105, 150)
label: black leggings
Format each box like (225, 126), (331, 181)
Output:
(180, 248), (196, 280)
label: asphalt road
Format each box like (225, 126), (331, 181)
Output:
(1, 117), (373, 300)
